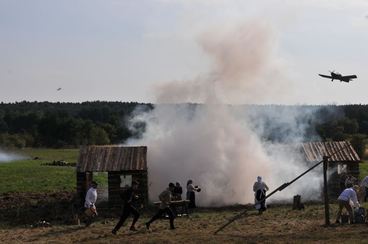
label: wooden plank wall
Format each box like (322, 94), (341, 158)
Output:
(108, 172), (121, 207)
(76, 171), (93, 206)
(108, 171), (148, 207)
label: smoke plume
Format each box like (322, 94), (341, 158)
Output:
(129, 21), (322, 205)
(0, 149), (26, 163)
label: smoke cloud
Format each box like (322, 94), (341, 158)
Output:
(0, 149), (26, 163)
(154, 20), (292, 105)
(128, 20), (322, 206)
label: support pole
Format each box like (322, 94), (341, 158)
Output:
(323, 156), (330, 226)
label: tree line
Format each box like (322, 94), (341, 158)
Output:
(0, 102), (367, 157)
(0, 101), (152, 148)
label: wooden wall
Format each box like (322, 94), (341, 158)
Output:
(76, 170), (148, 208)
(108, 171), (148, 207)
(76, 171), (92, 206)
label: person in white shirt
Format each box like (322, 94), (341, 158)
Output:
(253, 176), (269, 213)
(360, 176), (368, 202)
(335, 185), (360, 224)
(84, 181), (98, 226)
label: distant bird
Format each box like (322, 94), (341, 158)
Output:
(57, 88), (62, 91)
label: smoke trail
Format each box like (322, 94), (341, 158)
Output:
(129, 20), (322, 205)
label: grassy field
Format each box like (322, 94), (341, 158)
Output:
(0, 148), (107, 193)
(2, 149), (368, 242)
(359, 160), (368, 180)
(0, 148), (367, 194)
(1, 203), (368, 243)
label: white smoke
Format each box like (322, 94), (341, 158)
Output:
(0, 150), (26, 163)
(128, 20), (323, 206)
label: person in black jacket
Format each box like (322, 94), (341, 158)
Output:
(112, 180), (141, 234)
(173, 182), (183, 200)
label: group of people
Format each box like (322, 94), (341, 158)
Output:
(84, 174), (368, 234)
(83, 179), (201, 234)
(253, 174), (368, 225)
(167, 180), (201, 207)
(112, 180), (200, 234)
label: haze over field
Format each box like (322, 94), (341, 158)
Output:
(0, 150), (26, 163)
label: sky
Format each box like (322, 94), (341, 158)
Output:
(1, 0), (368, 104)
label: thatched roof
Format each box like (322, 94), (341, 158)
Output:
(301, 141), (360, 163)
(77, 145), (147, 172)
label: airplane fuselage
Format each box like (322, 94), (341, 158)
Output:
(318, 72), (357, 83)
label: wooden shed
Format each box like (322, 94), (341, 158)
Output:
(300, 141), (361, 198)
(76, 145), (148, 207)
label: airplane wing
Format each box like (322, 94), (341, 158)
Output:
(318, 74), (332, 79)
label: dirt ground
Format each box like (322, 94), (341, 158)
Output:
(0, 192), (76, 226)
(2, 204), (368, 243)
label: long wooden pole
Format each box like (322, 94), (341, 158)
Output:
(214, 142), (352, 235)
(214, 159), (324, 235)
(323, 156), (330, 226)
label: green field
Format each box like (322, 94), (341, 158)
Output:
(359, 160), (368, 180)
(2, 149), (368, 243)
(1, 148), (367, 194)
(0, 148), (107, 193)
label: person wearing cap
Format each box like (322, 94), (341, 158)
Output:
(84, 181), (98, 226)
(335, 185), (360, 224)
(146, 183), (176, 230)
(253, 176), (269, 213)
(112, 180), (141, 234)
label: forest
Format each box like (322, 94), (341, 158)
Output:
(0, 101), (367, 157)
(0, 101), (152, 148)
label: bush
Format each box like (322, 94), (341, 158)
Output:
(351, 134), (366, 159)
(0, 133), (26, 148)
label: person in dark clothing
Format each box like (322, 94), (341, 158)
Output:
(170, 182), (183, 216)
(173, 182), (183, 200)
(146, 183), (176, 230)
(253, 176), (269, 213)
(112, 181), (141, 234)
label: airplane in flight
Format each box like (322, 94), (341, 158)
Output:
(318, 71), (357, 83)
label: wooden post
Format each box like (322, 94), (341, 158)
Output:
(323, 156), (330, 226)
